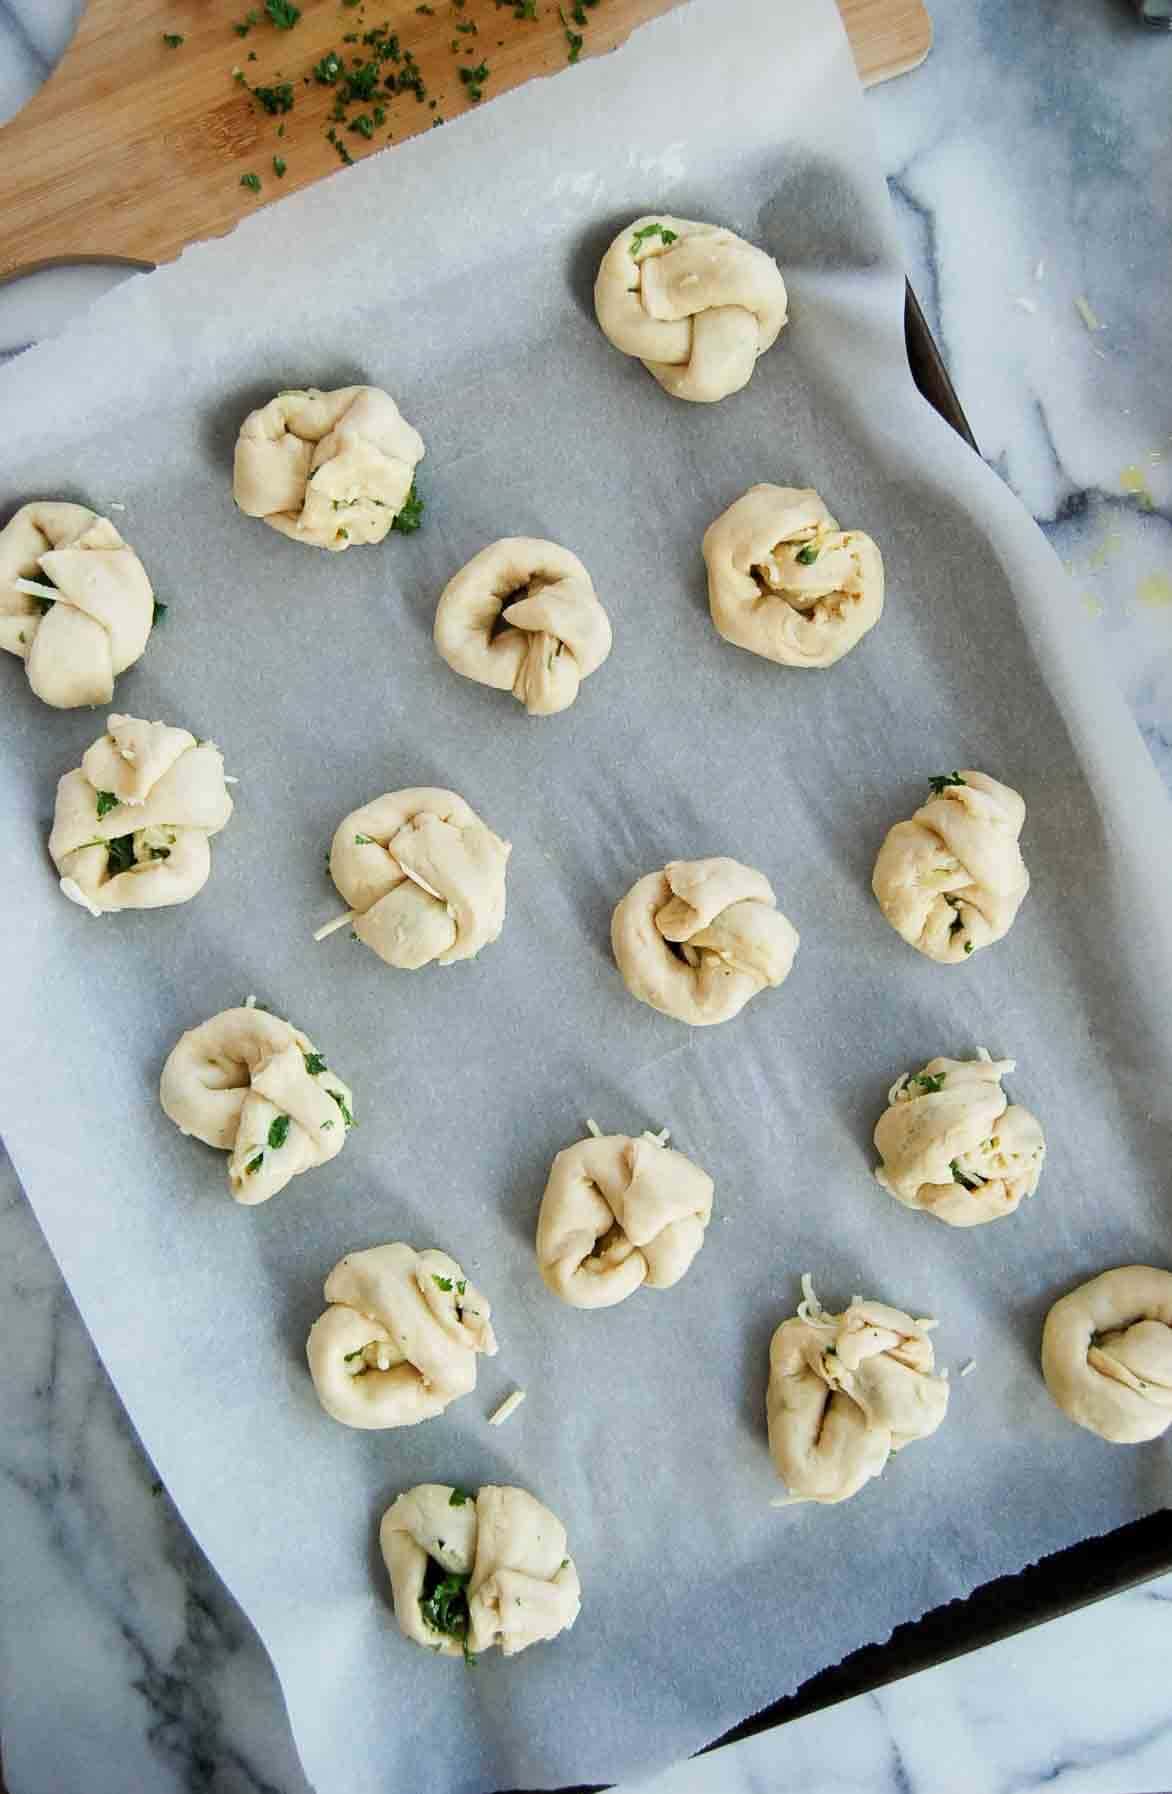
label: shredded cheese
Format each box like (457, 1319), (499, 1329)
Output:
(960, 1358), (977, 1378)
(13, 576), (60, 602)
(1034, 258), (1045, 282)
(585, 1117), (602, 1138)
(313, 909), (356, 942)
(488, 1388), (526, 1427)
(641, 1127), (671, 1147)
(1074, 295), (1102, 332)
(769, 1494), (803, 1508)
(59, 877), (104, 918)
(1014, 296), (1038, 314)
(244, 993), (257, 1009)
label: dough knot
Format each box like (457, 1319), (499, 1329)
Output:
(1042, 1266), (1172, 1443)
(434, 537), (612, 716)
(380, 1483), (581, 1658)
(160, 1006), (353, 1204)
(872, 770), (1029, 961)
(1, 502), (154, 707)
(768, 1286), (950, 1503)
(703, 484), (883, 667)
(307, 1243), (497, 1428)
(49, 714), (234, 915)
(874, 1052), (1045, 1226)
(329, 787), (510, 969)
(611, 855), (799, 1025)
(536, 1133), (714, 1307)
(594, 215), (788, 403)
(232, 385), (424, 550)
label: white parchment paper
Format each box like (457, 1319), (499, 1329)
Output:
(3, 2), (1171, 1789)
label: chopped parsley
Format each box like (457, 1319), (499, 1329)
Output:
(329, 1088), (355, 1128)
(321, 1118), (335, 1130)
(253, 81), (295, 114)
(560, 1557), (570, 1569)
(314, 50), (342, 82)
(433, 1274), (454, 1292)
(456, 17), (478, 30)
(910, 1072), (946, 1094)
(456, 1280), (466, 1296)
(147, 845), (171, 861)
(420, 1560), (471, 1646)
(795, 543), (820, 565)
(240, 172), (262, 193)
(343, 1347), (365, 1362)
(417, 3), (435, 11)
(233, 10), (261, 36)
(245, 1152), (265, 1176)
(949, 1159), (985, 1190)
(273, 155), (287, 177)
(264, 0), (301, 27)
(268, 1114), (291, 1150)
(630, 221), (679, 254)
(354, 833), (375, 845)
(391, 482), (424, 533)
(152, 599), (167, 625)
(95, 790), (120, 819)
(162, 32), (184, 48)
(563, 18), (583, 61)
(928, 773), (966, 795)
(500, 0), (537, 14)
(448, 1487), (474, 1507)
(459, 60), (489, 101)
(105, 835), (136, 876)
(325, 129), (354, 165)
(349, 113), (375, 137)
(964, 941), (974, 954)
(303, 1050), (327, 1075)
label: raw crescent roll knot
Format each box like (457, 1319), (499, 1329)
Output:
(307, 1243), (497, 1429)
(0, 501), (154, 708)
(232, 384), (424, 551)
(873, 1051), (1045, 1226)
(329, 787), (510, 969)
(1042, 1265), (1172, 1444)
(380, 1483), (581, 1658)
(594, 214), (788, 403)
(48, 714), (234, 916)
(872, 770), (1029, 962)
(159, 1006), (353, 1205)
(536, 1133), (714, 1308)
(611, 855), (799, 1026)
(767, 1283), (950, 1504)
(434, 537), (612, 716)
(703, 484), (883, 668)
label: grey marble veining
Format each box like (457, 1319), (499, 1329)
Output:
(1, 1), (1171, 1790)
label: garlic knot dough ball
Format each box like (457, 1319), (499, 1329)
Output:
(232, 385), (424, 550)
(0, 502), (154, 708)
(702, 485), (883, 668)
(611, 855), (798, 1026)
(873, 1052), (1045, 1226)
(307, 1243), (497, 1429)
(1042, 1266), (1172, 1444)
(536, 1132), (714, 1307)
(379, 1483), (581, 1659)
(872, 771), (1029, 961)
(48, 714), (234, 916)
(329, 787), (510, 969)
(434, 537), (612, 716)
(594, 215), (787, 403)
(767, 1282), (950, 1504)
(160, 1007), (353, 1204)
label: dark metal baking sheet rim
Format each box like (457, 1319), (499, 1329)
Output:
(504, 285), (1172, 1794)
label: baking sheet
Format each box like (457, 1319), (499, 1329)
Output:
(2, 2), (1172, 1790)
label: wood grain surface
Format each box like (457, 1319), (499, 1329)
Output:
(0, 0), (930, 301)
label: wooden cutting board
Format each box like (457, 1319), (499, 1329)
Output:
(0, 0), (930, 282)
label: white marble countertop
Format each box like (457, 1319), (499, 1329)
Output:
(1, 3), (1170, 1791)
